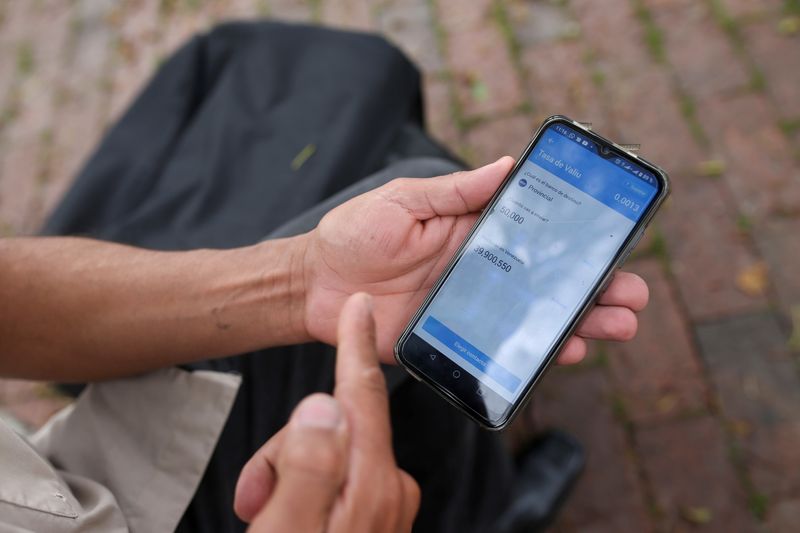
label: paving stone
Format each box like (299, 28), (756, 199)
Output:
(696, 312), (800, 500)
(570, 0), (705, 169)
(506, 0), (580, 47)
(742, 21), (800, 119)
(718, 0), (783, 19)
(158, 6), (213, 60)
(0, 2), (72, 234)
(637, 415), (758, 532)
(435, 0), (526, 118)
(320, 0), (374, 31)
(377, 0), (444, 74)
(517, 39), (610, 129)
(697, 93), (800, 221)
(532, 368), (654, 533)
(765, 498), (800, 532)
(40, 0), (117, 219)
(659, 172), (768, 320)
(0, 91), (52, 234)
(264, 0), (313, 22)
(607, 259), (708, 424)
(422, 76), (459, 149)
(224, 0), (265, 18)
(0, 1), (36, 115)
(756, 216), (800, 315)
(570, 0), (651, 71)
(106, 0), (163, 122)
(648, 0), (751, 101)
(464, 114), (536, 167)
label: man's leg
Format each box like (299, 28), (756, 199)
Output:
(178, 157), (514, 533)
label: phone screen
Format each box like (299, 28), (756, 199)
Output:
(398, 119), (664, 426)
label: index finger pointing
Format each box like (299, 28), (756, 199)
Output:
(334, 292), (393, 459)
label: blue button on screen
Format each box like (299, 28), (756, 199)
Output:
(422, 316), (521, 393)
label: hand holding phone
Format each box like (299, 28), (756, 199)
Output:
(395, 116), (670, 429)
(302, 156), (646, 368)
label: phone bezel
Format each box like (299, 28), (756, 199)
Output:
(394, 115), (671, 430)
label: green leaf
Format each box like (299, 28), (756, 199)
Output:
(681, 506), (713, 525)
(789, 305), (800, 352)
(777, 16), (800, 35)
(291, 143), (317, 171)
(470, 79), (489, 102)
(696, 159), (726, 178)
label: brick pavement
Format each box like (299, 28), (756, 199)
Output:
(1, 0), (798, 530)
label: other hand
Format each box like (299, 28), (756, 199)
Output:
(235, 293), (419, 532)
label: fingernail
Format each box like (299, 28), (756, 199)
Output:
(294, 395), (342, 429)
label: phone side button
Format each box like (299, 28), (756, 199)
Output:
(619, 231), (644, 267)
(627, 230), (645, 252)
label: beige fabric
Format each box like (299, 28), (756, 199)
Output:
(0, 368), (240, 532)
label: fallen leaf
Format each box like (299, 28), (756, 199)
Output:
(729, 419), (753, 437)
(696, 159), (726, 178)
(681, 506), (713, 525)
(291, 143), (316, 171)
(561, 21), (582, 40)
(789, 305), (800, 352)
(656, 393), (678, 414)
(470, 79), (489, 102)
(777, 16), (800, 36)
(736, 262), (769, 297)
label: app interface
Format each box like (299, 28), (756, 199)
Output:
(411, 124), (659, 402)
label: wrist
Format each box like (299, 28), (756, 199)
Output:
(248, 233), (313, 346)
(287, 231), (312, 344)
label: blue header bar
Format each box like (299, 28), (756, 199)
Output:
(526, 128), (658, 222)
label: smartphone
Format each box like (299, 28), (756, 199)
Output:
(394, 115), (670, 430)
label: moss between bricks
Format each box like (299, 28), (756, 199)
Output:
(707, 0), (768, 94)
(16, 42), (34, 77)
(778, 118), (800, 137)
(631, 0), (666, 63)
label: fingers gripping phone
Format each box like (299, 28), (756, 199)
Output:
(395, 116), (670, 430)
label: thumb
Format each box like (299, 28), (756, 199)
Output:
(233, 426), (287, 523)
(247, 394), (349, 532)
(386, 156), (514, 220)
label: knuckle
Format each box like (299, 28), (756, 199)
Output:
(615, 310), (638, 341)
(386, 177), (411, 192)
(401, 471), (420, 511)
(601, 309), (633, 340)
(359, 366), (388, 393)
(372, 477), (403, 522)
(335, 367), (388, 400)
